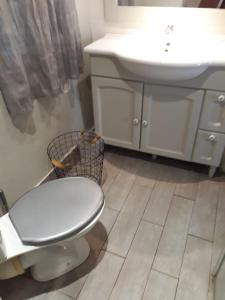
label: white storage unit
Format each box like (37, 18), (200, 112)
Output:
(89, 56), (225, 177)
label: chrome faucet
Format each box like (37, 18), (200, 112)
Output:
(165, 25), (174, 35)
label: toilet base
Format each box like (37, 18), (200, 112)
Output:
(29, 237), (90, 282)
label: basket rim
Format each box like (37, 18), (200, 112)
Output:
(47, 130), (104, 166)
(47, 130), (104, 153)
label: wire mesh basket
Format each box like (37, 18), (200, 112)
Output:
(47, 131), (104, 185)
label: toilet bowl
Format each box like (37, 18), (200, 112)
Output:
(0, 177), (104, 282)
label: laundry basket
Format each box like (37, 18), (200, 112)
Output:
(47, 131), (104, 185)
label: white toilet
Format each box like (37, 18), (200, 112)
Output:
(0, 177), (104, 282)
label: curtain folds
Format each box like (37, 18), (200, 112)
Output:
(0, 0), (83, 116)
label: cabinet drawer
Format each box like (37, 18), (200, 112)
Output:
(200, 91), (225, 133)
(192, 130), (225, 166)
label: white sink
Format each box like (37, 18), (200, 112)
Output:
(84, 33), (225, 81)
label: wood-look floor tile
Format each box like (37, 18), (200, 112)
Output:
(143, 270), (178, 300)
(153, 196), (193, 278)
(110, 221), (162, 300)
(105, 184), (152, 257)
(175, 236), (212, 300)
(135, 159), (161, 189)
(218, 182), (225, 210)
(86, 207), (118, 255)
(28, 295), (47, 300)
(215, 257), (225, 300)
(189, 180), (219, 241)
(59, 277), (86, 300)
(211, 183), (225, 271)
(143, 180), (176, 226)
(207, 291), (214, 300)
(105, 170), (136, 211)
(59, 208), (118, 299)
(77, 251), (124, 300)
(104, 152), (122, 178)
(45, 291), (71, 300)
(102, 175), (115, 195)
(175, 170), (200, 200)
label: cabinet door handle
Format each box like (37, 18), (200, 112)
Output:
(133, 118), (139, 126)
(142, 120), (148, 127)
(216, 95), (225, 104)
(208, 134), (216, 143)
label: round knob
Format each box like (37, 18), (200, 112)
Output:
(133, 118), (139, 126)
(208, 134), (216, 142)
(217, 95), (225, 104)
(142, 120), (148, 127)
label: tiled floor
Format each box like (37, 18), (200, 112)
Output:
(1, 147), (225, 300)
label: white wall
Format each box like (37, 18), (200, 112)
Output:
(0, 0), (94, 207)
(89, 0), (225, 43)
(104, 0), (225, 35)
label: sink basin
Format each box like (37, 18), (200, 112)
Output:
(84, 33), (225, 81)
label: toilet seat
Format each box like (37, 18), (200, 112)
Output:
(9, 177), (104, 247)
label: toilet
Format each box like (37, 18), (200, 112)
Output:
(0, 177), (104, 282)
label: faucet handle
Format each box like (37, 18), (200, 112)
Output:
(165, 24), (174, 35)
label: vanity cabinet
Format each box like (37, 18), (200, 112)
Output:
(91, 77), (143, 150)
(141, 85), (203, 161)
(89, 56), (225, 176)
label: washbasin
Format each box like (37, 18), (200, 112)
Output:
(84, 33), (225, 81)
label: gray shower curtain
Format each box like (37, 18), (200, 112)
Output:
(0, 0), (83, 116)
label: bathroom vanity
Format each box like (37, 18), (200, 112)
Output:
(85, 34), (225, 176)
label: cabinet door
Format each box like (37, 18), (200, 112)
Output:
(200, 91), (225, 133)
(141, 85), (204, 161)
(192, 130), (225, 167)
(92, 76), (143, 150)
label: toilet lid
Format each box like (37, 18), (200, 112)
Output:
(9, 177), (104, 246)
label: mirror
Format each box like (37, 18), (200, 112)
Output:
(118, 0), (225, 8)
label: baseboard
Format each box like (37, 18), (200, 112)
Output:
(35, 168), (56, 187)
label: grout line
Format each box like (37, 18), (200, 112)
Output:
(104, 206), (120, 213)
(140, 177), (175, 300)
(76, 197), (121, 300)
(173, 198), (196, 299)
(102, 207), (121, 252)
(149, 178), (194, 300)
(188, 233), (214, 244)
(107, 255), (126, 300)
(173, 193), (196, 202)
(141, 218), (164, 228)
(103, 249), (126, 259)
(107, 182), (154, 258)
(207, 182), (220, 294)
(59, 291), (76, 299)
(104, 204), (120, 212)
(108, 185), (156, 300)
(105, 160), (137, 213)
(140, 216), (165, 300)
(151, 268), (179, 281)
